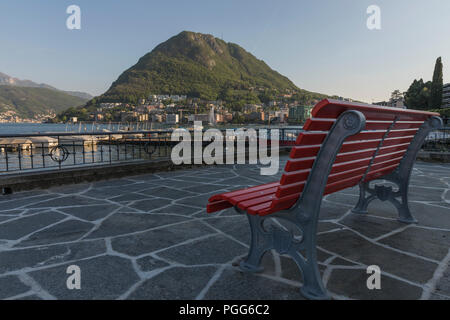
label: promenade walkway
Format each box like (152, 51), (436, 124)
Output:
(0, 156), (449, 299)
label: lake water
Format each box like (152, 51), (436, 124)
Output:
(0, 123), (124, 135)
(0, 122), (303, 135)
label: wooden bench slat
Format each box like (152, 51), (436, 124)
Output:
(376, 143), (410, 155)
(295, 132), (327, 145)
(371, 150), (407, 164)
(346, 128), (418, 142)
(280, 169), (310, 185)
(304, 118), (423, 131)
(247, 201), (272, 215)
(330, 158), (372, 174)
(206, 200), (233, 213)
(289, 145), (321, 158)
(238, 194), (276, 210)
(297, 128), (419, 146)
(208, 182), (279, 202)
(339, 136), (414, 153)
(366, 157), (403, 176)
(230, 187), (278, 204)
(276, 181), (306, 198)
(312, 99), (437, 121)
(262, 193), (300, 215)
(285, 158), (316, 172)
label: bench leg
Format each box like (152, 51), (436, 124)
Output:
(352, 182), (376, 215)
(240, 214), (271, 273)
(388, 116), (442, 223)
(293, 224), (330, 300)
(239, 213), (329, 299)
(391, 198), (416, 223)
(353, 116), (443, 223)
(269, 214), (330, 299)
(390, 181), (417, 224)
(351, 180), (417, 224)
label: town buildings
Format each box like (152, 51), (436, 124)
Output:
(442, 83), (450, 109)
(57, 90), (345, 126)
(288, 105), (313, 124)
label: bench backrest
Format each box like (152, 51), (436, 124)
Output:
(270, 99), (439, 212)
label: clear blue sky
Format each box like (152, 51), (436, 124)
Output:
(0, 0), (449, 102)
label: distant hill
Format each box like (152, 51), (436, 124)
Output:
(0, 85), (88, 119)
(0, 72), (93, 100)
(94, 31), (328, 105)
(60, 91), (93, 100)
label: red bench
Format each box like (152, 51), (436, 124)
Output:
(206, 99), (442, 299)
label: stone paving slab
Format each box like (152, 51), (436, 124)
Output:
(0, 158), (449, 300)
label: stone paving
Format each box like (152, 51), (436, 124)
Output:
(0, 157), (449, 300)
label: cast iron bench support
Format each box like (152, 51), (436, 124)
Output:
(352, 116), (443, 223)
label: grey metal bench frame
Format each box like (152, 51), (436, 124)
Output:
(236, 110), (443, 300)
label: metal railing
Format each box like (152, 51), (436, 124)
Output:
(422, 127), (450, 152)
(2, 126), (447, 175)
(0, 128), (301, 175)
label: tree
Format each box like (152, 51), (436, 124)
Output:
(404, 79), (432, 110)
(390, 90), (403, 102)
(430, 57), (443, 109)
(258, 90), (275, 104)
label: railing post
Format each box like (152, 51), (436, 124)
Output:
(18, 145), (22, 170)
(91, 138), (95, 163)
(5, 145), (9, 172)
(30, 143), (34, 169)
(41, 143), (45, 168)
(108, 134), (112, 164)
(82, 138), (86, 164)
(72, 141), (76, 165)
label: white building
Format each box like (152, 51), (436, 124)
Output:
(442, 83), (450, 108)
(209, 106), (216, 125)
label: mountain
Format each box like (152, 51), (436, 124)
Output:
(0, 72), (93, 100)
(0, 85), (88, 119)
(94, 31), (327, 104)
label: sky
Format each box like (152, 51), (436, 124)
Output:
(0, 0), (449, 103)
